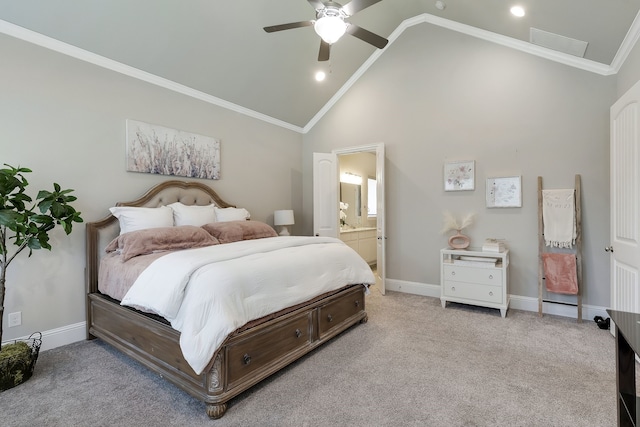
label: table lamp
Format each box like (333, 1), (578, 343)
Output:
(274, 210), (294, 236)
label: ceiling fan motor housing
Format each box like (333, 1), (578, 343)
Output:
(316, 4), (348, 19)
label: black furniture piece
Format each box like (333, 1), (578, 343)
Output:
(607, 309), (640, 427)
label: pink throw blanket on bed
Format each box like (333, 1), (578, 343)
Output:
(542, 253), (578, 295)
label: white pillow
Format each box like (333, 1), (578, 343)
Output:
(214, 207), (251, 222)
(109, 206), (174, 235)
(168, 202), (216, 226)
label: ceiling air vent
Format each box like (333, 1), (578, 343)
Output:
(530, 28), (588, 58)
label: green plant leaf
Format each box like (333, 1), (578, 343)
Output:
(0, 210), (21, 226)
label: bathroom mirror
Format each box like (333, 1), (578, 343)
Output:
(340, 182), (361, 226)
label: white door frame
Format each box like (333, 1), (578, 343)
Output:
(334, 143), (386, 295)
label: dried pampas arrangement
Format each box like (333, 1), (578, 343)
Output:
(441, 211), (475, 234)
(442, 211), (475, 249)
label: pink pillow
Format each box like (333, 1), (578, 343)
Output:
(201, 220), (277, 244)
(106, 225), (219, 261)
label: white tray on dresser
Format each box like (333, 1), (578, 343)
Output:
(440, 248), (510, 318)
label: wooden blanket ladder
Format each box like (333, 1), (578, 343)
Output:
(537, 174), (583, 322)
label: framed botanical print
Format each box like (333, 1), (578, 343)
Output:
(486, 176), (522, 208)
(444, 160), (475, 191)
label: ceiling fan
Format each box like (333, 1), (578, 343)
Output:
(264, 0), (389, 61)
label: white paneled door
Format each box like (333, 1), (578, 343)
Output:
(313, 152), (339, 238)
(610, 80), (640, 316)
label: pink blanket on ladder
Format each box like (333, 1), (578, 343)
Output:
(542, 253), (578, 295)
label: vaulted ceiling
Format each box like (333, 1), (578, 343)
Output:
(1, 0), (638, 130)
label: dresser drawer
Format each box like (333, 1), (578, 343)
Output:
(442, 280), (503, 304)
(318, 287), (365, 339)
(226, 311), (311, 387)
(443, 265), (502, 286)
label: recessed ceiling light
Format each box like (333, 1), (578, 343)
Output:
(435, 1), (446, 11)
(315, 71), (326, 82)
(510, 5), (525, 17)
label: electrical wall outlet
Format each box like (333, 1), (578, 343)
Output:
(8, 311), (21, 327)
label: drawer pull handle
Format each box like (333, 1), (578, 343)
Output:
(489, 291), (493, 296)
(355, 300), (360, 307)
(451, 271), (456, 276)
(243, 354), (251, 365)
(489, 275), (493, 279)
(295, 329), (302, 338)
(327, 314), (333, 322)
(451, 286), (456, 292)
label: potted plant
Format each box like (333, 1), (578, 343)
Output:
(0, 164), (83, 391)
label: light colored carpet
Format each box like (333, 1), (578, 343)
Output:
(1, 290), (619, 426)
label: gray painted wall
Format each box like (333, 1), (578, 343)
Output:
(0, 33), (303, 342)
(302, 23), (617, 308)
(617, 34), (640, 97)
(1, 18), (635, 344)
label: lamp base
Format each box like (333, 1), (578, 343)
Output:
(278, 226), (290, 236)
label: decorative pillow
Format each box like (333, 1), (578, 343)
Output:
(214, 207), (251, 222)
(202, 220), (277, 244)
(106, 225), (219, 261)
(109, 206), (174, 235)
(168, 202), (217, 226)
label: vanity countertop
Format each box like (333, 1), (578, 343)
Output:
(339, 226), (376, 233)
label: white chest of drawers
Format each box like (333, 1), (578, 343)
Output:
(440, 248), (510, 318)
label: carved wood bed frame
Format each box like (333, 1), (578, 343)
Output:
(85, 180), (368, 418)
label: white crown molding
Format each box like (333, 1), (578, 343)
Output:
(0, 19), (304, 134)
(610, 9), (640, 72)
(419, 13), (614, 76)
(303, 13), (618, 132)
(3, 10), (638, 134)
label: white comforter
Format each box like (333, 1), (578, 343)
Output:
(121, 236), (375, 375)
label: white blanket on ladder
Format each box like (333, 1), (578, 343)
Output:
(542, 189), (576, 248)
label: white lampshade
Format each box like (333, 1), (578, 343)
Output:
(314, 15), (347, 44)
(274, 210), (294, 226)
(274, 210), (295, 236)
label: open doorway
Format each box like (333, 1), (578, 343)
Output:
(337, 145), (385, 295)
(338, 152), (377, 263)
(313, 144), (385, 293)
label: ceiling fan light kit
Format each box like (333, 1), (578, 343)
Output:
(314, 9), (348, 44)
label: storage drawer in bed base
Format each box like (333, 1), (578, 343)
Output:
(87, 284), (368, 419)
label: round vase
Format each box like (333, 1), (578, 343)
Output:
(448, 231), (470, 249)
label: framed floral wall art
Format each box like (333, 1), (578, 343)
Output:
(126, 119), (221, 180)
(444, 160), (475, 191)
(486, 175), (522, 207)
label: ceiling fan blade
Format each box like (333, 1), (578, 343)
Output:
(342, 0), (383, 16)
(346, 24), (388, 49)
(264, 21), (314, 33)
(318, 40), (331, 61)
(307, 0), (326, 10)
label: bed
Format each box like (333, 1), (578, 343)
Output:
(85, 180), (372, 418)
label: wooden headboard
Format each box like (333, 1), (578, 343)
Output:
(85, 180), (234, 295)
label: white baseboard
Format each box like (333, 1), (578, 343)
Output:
(2, 321), (86, 352)
(385, 279), (608, 322)
(509, 295), (608, 322)
(385, 278), (440, 298)
(1, 282), (609, 352)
